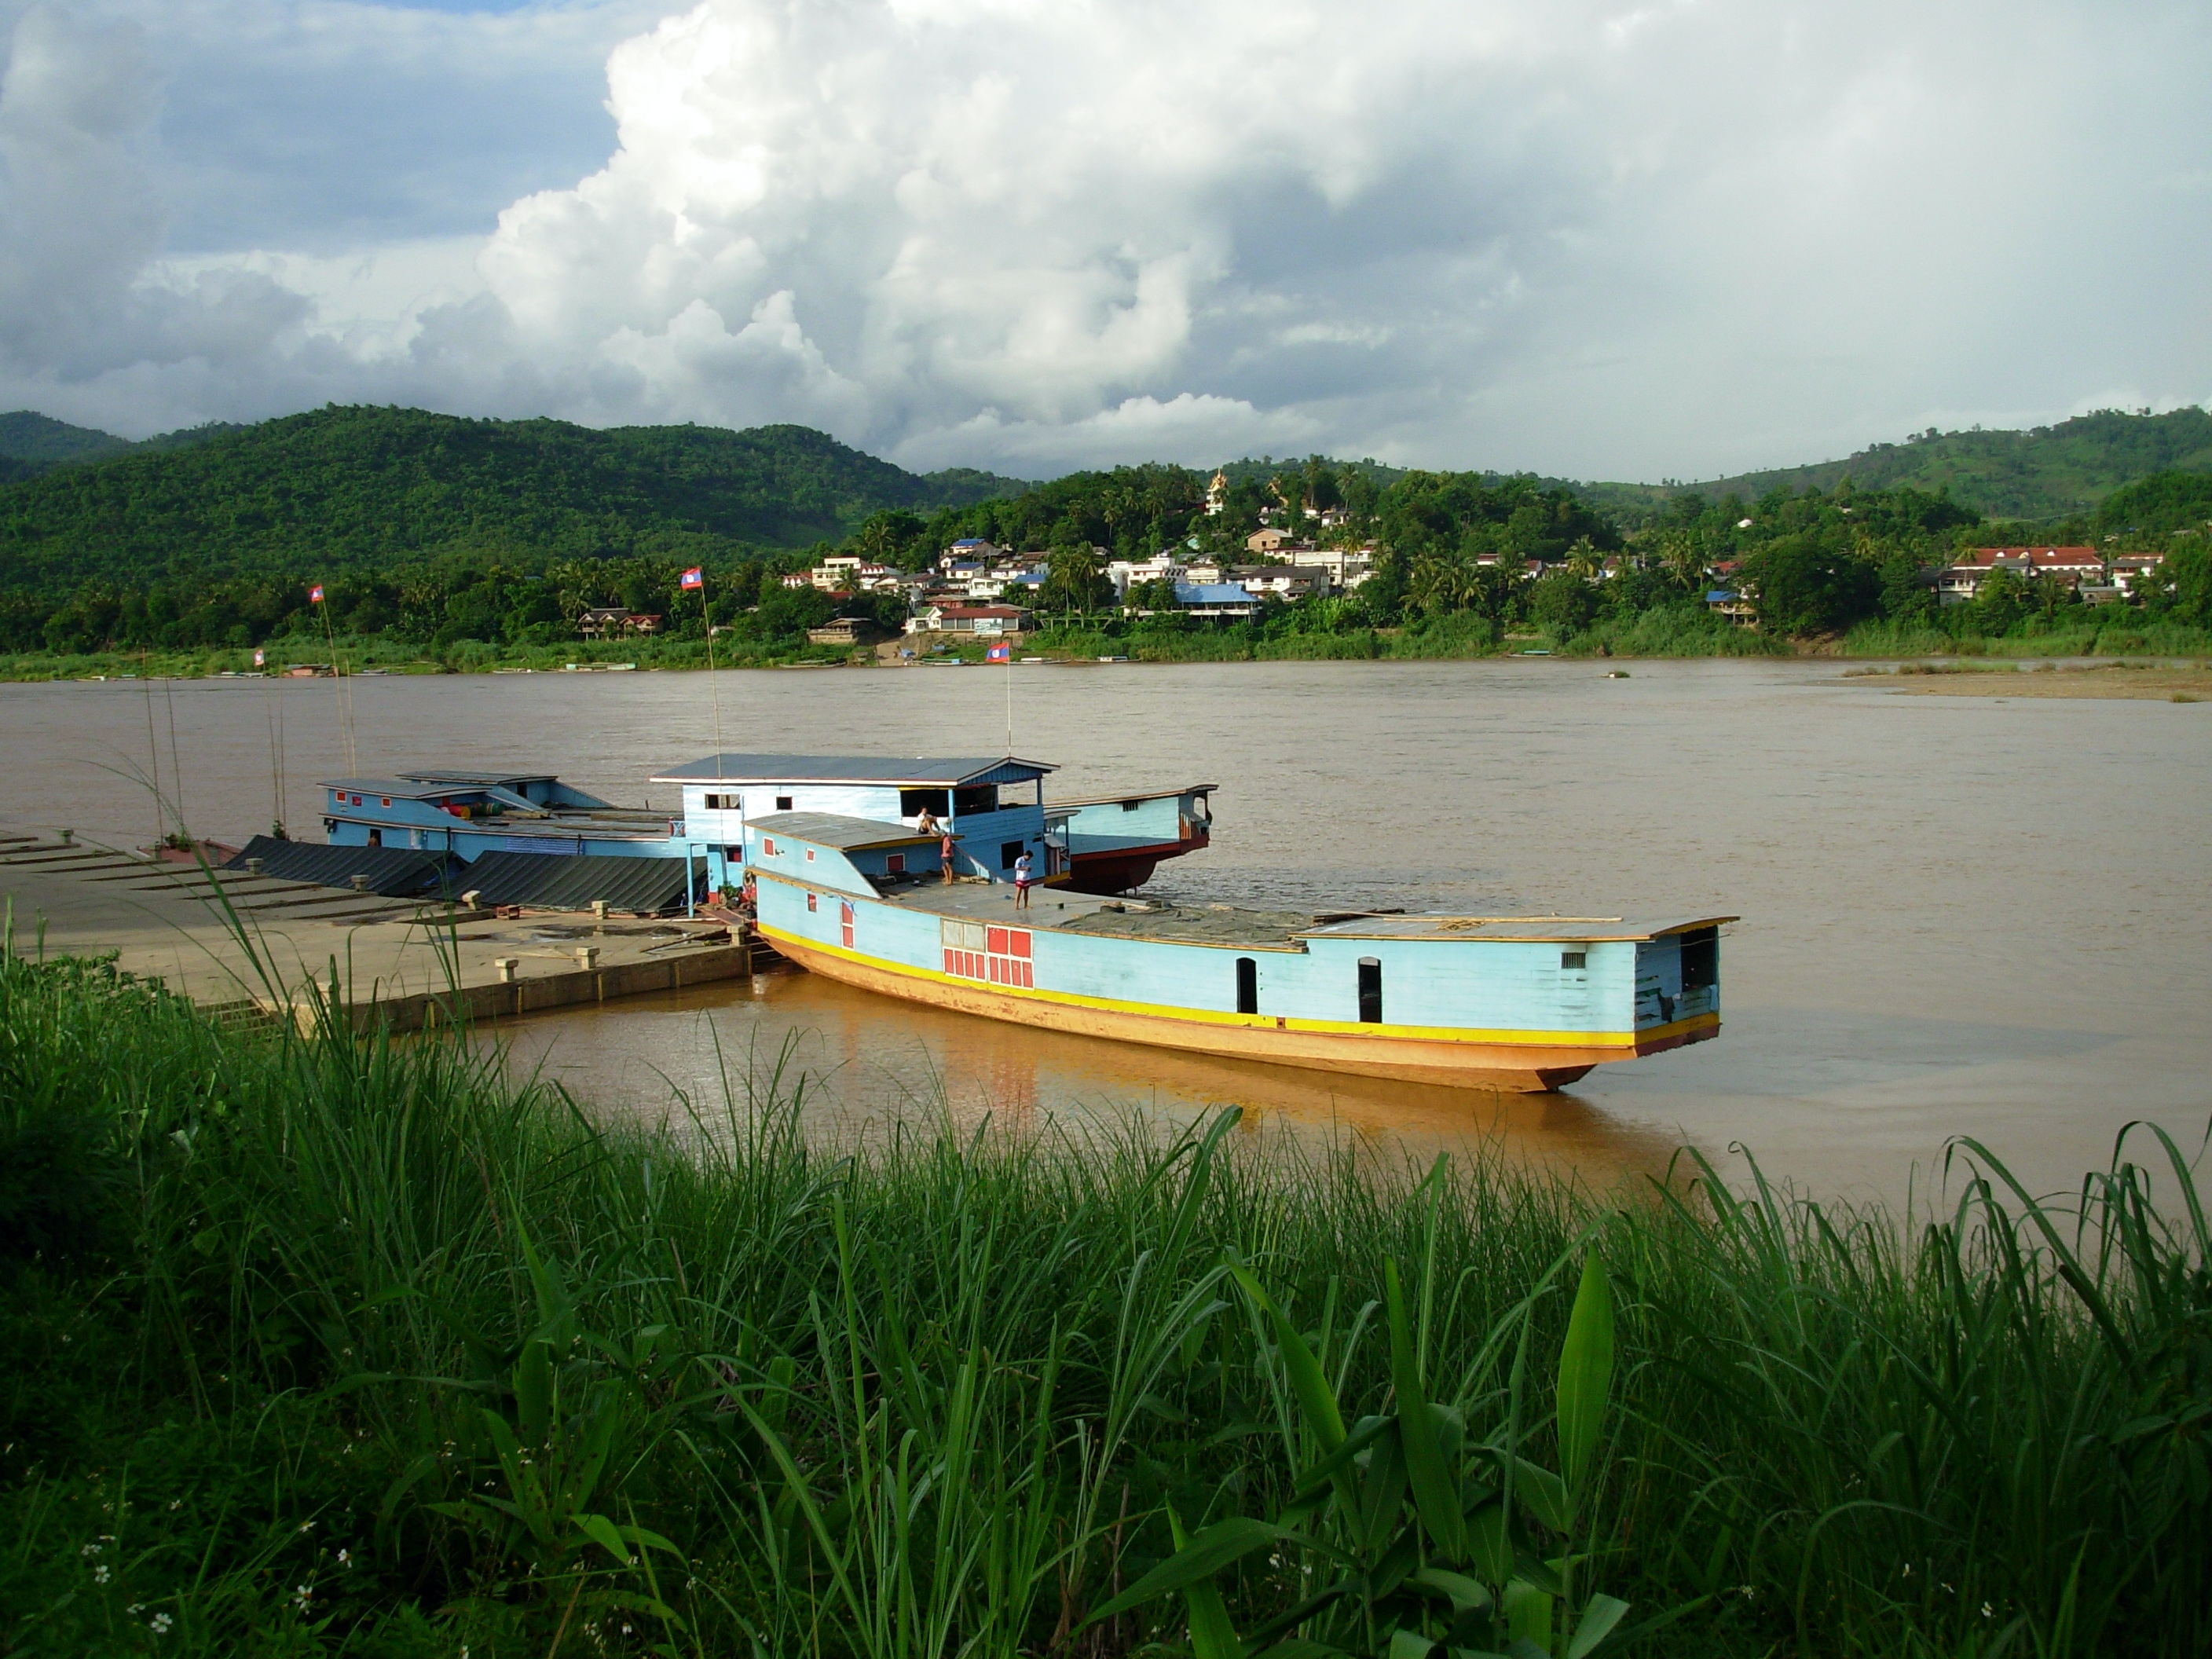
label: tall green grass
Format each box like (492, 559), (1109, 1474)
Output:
(2, 945), (2206, 1656)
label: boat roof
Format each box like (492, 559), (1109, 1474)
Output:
(651, 753), (1056, 786)
(394, 767), (560, 786)
(321, 778), (475, 800)
(1295, 914), (1738, 943)
(1049, 782), (1218, 808)
(749, 811), (940, 850)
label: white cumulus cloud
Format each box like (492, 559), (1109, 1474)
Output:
(2, 0), (2209, 476)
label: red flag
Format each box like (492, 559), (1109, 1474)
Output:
(309, 584), (325, 602)
(680, 566), (705, 590)
(987, 643), (1011, 661)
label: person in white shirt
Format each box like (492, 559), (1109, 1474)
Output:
(1013, 850), (1034, 908)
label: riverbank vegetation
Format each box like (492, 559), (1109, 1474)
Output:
(4, 942), (2208, 1655)
(5, 405), (2212, 669)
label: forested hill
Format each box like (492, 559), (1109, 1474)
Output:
(0, 406), (1031, 595)
(1580, 408), (2212, 524)
(0, 411), (247, 486)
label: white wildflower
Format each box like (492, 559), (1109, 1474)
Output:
(149, 1613), (173, 1635)
(94, 1565), (111, 1584)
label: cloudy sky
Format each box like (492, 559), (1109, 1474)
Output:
(1, 0), (2207, 479)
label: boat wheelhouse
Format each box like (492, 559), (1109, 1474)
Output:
(1048, 783), (1215, 893)
(742, 810), (1730, 1093)
(648, 753), (1063, 892)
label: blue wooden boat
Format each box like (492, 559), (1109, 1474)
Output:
(319, 771), (685, 859)
(649, 753), (1214, 895)
(740, 806), (1731, 1093)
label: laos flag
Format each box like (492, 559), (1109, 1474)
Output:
(987, 643), (1011, 662)
(309, 584), (324, 602)
(680, 566), (704, 590)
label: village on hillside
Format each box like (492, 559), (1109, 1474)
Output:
(732, 465), (2174, 652)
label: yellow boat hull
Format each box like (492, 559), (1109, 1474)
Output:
(760, 927), (1719, 1093)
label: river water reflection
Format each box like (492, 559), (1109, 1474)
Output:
(5, 658), (2207, 1206)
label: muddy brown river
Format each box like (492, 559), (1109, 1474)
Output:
(6, 658), (2207, 1207)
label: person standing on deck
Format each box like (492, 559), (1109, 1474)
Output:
(940, 826), (958, 884)
(1013, 850), (1034, 908)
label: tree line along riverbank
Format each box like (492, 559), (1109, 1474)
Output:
(2, 942), (2207, 1656)
(5, 610), (2210, 682)
(6, 402), (2212, 672)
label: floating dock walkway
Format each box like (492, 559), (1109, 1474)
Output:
(0, 835), (778, 1035)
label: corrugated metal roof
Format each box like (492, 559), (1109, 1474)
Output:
(749, 812), (938, 849)
(395, 768), (560, 786)
(320, 778), (474, 800)
(650, 753), (1055, 785)
(224, 835), (452, 896)
(456, 851), (702, 914)
(1298, 914), (1738, 943)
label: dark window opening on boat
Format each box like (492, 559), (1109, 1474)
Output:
(1680, 927), (1719, 992)
(775, 795), (793, 811)
(953, 785), (1001, 816)
(723, 845), (741, 862)
(887, 853), (905, 873)
(704, 793), (737, 810)
(1357, 958), (1382, 1024)
(1121, 799), (1141, 812)
(1561, 950), (1586, 971)
(1000, 840), (1024, 870)
(366, 828), (383, 847)
(1236, 957), (1258, 1015)
(899, 788), (951, 818)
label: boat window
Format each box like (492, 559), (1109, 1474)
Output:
(1000, 840), (1023, 870)
(953, 785), (1000, 815)
(1121, 799), (1142, 811)
(899, 788), (951, 818)
(887, 853), (905, 874)
(1357, 958), (1382, 1024)
(704, 793), (736, 811)
(775, 795), (793, 811)
(1561, 950), (1587, 971)
(1680, 927), (1719, 992)
(807, 892), (818, 912)
(1236, 957), (1258, 1015)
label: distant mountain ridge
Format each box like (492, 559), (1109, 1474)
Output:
(0, 405), (1034, 595)
(1574, 407), (2212, 523)
(4, 402), (2207, 599)
(0, 411), (247, 485)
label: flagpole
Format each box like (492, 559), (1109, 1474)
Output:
(314, 584), (354, 775)
(696, 569), (723, 760)
(684, 565), (722, 914)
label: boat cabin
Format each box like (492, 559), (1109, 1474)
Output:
(1046, 783), (1216, 893)
(651, 753), (1060, 889)
(320, 769), (680, 860)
